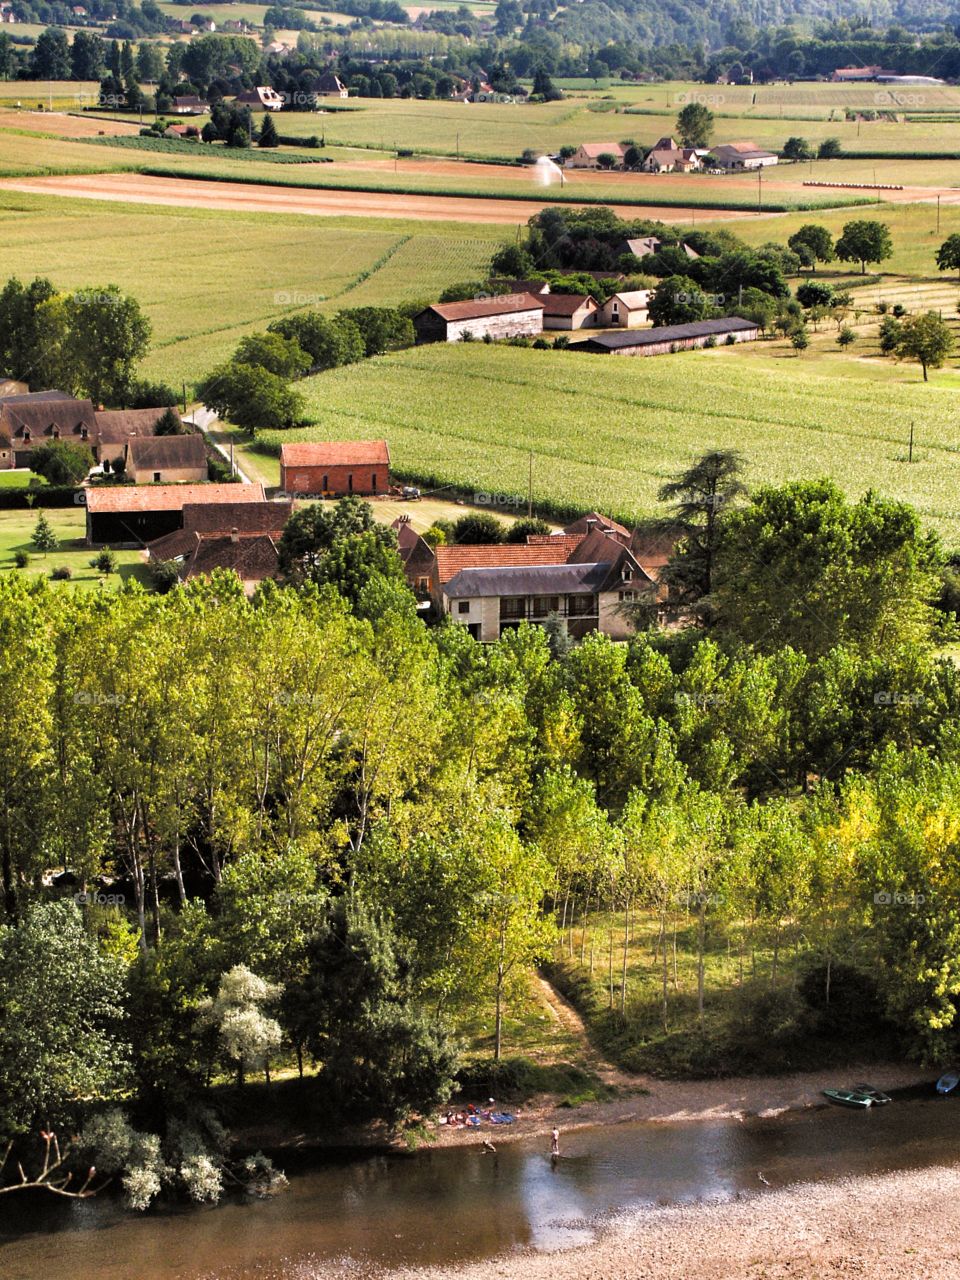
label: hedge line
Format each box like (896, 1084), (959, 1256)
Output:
(0, 487), (82, 509)
(138, 165), (873, 213)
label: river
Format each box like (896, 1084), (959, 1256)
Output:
(1, 1091), (959, 1279)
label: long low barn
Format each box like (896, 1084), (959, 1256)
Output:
(573, 316), (759, 356)
(85, 483), (266, 546)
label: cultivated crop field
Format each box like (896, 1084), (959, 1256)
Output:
(0, 191), (501, 386)
(256, 341), (960, 542)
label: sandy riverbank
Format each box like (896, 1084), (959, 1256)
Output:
(434, 1062), (933, 1149)
(380, 1162), (960, 1280)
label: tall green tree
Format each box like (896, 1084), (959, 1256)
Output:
(835, 219), (893, 275)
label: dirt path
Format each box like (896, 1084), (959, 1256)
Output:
(534, 973), (636, 1090)
(0, 171), (767, 224)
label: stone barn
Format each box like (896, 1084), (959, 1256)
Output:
(413, 294), (544, 343)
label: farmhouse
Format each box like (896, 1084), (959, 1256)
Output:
(235, 86), (284, 110)
(596, 290), (651, 328)
(443, 549), (657, 643)
(0, 391), (98, 468)
(279, 440), (390, 496)
(124, 434), (208, 485)
(542, 294), (598, 330)
(711, 141), (779, 170)
(85, 483), (266, 546)
(317, 72), (348, 97)
(617, 237), (700, 263)
(565, 142), (626, 170)
(94, 407), (184, 467)
(170, 96), (206, 114)
(413, 294), (544, 343)
(392, 515), (434, 602)
(574, 316), (759, 356)
(642, 143), (701, 173)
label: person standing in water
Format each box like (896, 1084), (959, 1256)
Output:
(550, 1127), (560, 1160)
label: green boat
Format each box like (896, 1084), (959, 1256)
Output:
(853, 1083), (892, 1105)
(822, 1088), (873, 1109)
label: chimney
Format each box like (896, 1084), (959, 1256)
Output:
(230, 527), (239, 543)
(585, 518), (597, 532)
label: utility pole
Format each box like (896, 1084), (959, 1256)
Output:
(527, 451), (533, 518)
(909, 420), (914, 464)
(937, 193), (941, 234)
(757, 166), (762, 213)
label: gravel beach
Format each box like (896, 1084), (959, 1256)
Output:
(383, 1163), (960, 1280)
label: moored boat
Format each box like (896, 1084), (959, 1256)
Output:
(822, 1088), (873, 1109)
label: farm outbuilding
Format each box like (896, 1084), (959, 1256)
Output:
(279, 440), (390, 497)
(85, 483), (266, 547)
(574, 316), (759, 356)
(413, 295), (544, 343)
(542, 294), (598, 330)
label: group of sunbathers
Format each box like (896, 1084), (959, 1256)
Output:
(440, 1101), (517, 1128)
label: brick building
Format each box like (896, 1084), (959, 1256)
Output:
(279, 440), (390, 497)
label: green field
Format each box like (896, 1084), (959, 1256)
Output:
(0, 508), (149, 588)
(0, 192), (501, 386)
(270, 84), (960, 160)
(249, 339), (960, 543)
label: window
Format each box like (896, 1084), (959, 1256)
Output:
(371, 473), (378, 491)
(321, 474), (328, 491)
(347, 473), (354, 492)
(618, 590), (638, 602)
(457, 601), (470, 614)
(500, 597), (525, 620)
(531, 595), (560, 616)
(567, 594), (597, 617)
(153, 472), (161, 482)
(417, 577), (429, 592)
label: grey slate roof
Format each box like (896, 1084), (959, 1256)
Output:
(444, 561), (612, 599)
(574, 316), (757, 352)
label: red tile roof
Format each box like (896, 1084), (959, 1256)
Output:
(279, 440), (389, 468)
(85, 483), (265, 513)
(182, 500), (292, 534)
(424, 294), (544, 323)
(435, 542), (569, 585)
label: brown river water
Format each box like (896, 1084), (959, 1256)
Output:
(1, 1091), (958, 1279)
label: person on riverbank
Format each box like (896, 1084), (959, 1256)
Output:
(550, 1128), (560, 1160)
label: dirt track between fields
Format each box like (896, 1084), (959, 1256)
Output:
(0, 170), (767, 224)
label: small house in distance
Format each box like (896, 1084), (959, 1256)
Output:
(711, 141), (779, 170)
(596, 290), (651, 328)
(565, 142), (626, 170)
(235, 86), (284, 111)
(124, 434), (208, 485)
(542, 294), (598, 330)
(317, 72), (348, 98)
(279, 440), (390, 497)
(575, 316), (759, 356)
(413, 294), (544, 343)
